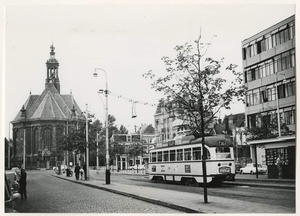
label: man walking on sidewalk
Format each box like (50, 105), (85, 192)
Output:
(74, 163), (80, 180)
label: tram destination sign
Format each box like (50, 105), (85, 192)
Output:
(218, 140), (226, 146)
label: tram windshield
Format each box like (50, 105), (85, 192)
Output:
(215, 147), (231, 159)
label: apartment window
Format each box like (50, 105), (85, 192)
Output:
(265, 34), (272, 50)
(278, 84), (286, 99)
(282, 51), (291, 70)
(272, 32), (277, 47)
(261, 87), (268, 102)
(267, 86), (276, 101)
(253, 88), (260, 105)
(284, 110), (295, 125)
(262, 115), (271, 128)
(289, 22), (295, 39)
(244, 71), (248, 83)
(286, 79), (295, 97)
(242, 47), (247, 60)
(274, 56), (280, 73)
(291, 49), (295, 67)
(256, 39), (263, 54)
(248, 114), (257, 128)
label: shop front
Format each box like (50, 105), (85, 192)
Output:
(249, 136), (295, 179)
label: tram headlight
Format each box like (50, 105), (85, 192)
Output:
(218, 163), (221, 166)
(229, 163), (232, 166)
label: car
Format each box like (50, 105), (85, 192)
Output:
(240, 163), (267, 174)
(53, 164), (67, 173)
(10, 167), (21, 181)
(5, 172), (21, 213)
(129, 164), (145, 170)
(235, 163), (243, 174)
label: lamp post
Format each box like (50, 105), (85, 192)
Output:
(85, 104), (89, 180)
(275, 73), (286, 138)
(93, 68), (110, 184)
(96, 131), (99, 174)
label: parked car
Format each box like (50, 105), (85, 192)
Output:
(240, 163), (267, 174)
(128, 164), (145, 170)
(5, 172), (21, 213)
(235, 163), (243, 174)
(53, 165), (67, 173)
(10, 167), (21, 181)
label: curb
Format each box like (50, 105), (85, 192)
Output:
(51, 174), (201, 213)
(223, 182), (295, 190)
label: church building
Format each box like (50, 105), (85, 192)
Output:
(11, 45), (85, 169)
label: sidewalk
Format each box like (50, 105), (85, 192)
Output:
(51, 170), (295, 213)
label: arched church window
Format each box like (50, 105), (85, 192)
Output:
(43, 128), (52, 149)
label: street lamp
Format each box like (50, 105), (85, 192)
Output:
(93, 68), (110, 184)
(85, 104), (89, 180)
(275, 73), (286, 138)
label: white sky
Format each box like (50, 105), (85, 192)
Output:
(2, 1), (296, 138)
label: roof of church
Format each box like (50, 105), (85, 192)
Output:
(12, 83), (84, 122)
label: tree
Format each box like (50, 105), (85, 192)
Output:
(245, 108), (293, 141)
(143, 34), (245, 203)
(119, 125), (128, 134)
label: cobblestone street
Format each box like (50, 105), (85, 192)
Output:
(14, 170), (182, 213)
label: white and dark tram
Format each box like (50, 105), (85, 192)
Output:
(148, 135), (235, 186)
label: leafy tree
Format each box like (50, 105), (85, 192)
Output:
(119, 125), (128, 134)
(143, 36), (245, 138)
(245, 109), (293, 141)
(143, 34), (246, 203)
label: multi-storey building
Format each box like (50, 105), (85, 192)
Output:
(242, 15), (295, 178)
(110, 124), (155, 170)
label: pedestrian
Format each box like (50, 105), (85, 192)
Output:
(80, 166), (84, 180)
(276, 155), (284, 179)
(83, 163), (87, 180)
(74, 163), (80, 180)
(19, 166), (27, 199)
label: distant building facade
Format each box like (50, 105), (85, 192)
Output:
(110, 124), (155, 170)
(223, 113), (251, 166)
(242, 15), (295, 178)
(11, 45), (85, 169)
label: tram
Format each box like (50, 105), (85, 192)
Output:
(148, 135), (235, 186)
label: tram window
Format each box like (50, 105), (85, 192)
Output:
(158, 152), (162, 162)
(170, 150), (176, 161)
(152, 152), (157, 162)
(177, 149), (183, 161)
(193, 147), (201, 160)
(215, 147), (231, 159)
(205, 148), (211, 159)
(163, 151), (169, 162)
(184, 148), (191, 160)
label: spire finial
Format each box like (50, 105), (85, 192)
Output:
(50, 42), (55, 57)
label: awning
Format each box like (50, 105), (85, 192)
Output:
(256, 36), (264, 42)
(242, 43), (249, 48)
(271, 29), (279, 34)
(247, 136), (295, 145)
(279, 24), (287, 31)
